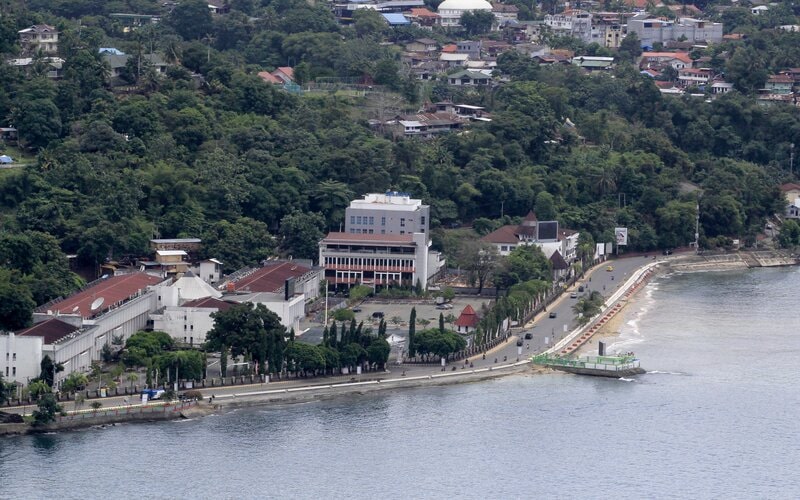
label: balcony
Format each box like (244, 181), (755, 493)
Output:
(324, 264), (415, 273)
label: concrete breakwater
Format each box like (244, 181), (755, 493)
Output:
(668, 250), (797, 272)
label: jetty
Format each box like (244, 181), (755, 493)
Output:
(531, 353), (644, 378)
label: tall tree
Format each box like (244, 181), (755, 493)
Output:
(408, 307), (417, 358)
(168, 0), (214, 40)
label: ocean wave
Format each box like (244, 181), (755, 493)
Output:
(646, 370), (686, 376)
(617, 377), (636, 382)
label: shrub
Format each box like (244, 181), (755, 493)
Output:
(333, 308), (355, 321)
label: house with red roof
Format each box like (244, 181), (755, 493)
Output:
(454, 305), (479, 334)
(481, 211), (580, 267)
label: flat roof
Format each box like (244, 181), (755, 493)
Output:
(156, 250), (188, 256)
(322, 232), (416, 244)
(151, 238), (201, 244)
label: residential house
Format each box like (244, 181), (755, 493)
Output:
(454, 305), (479, 334)
(456, 40), (482, 59)
(437, 0), (494, 28)
(544, 10), (595, 44)
(677, 67), (713, 87)
(440, 52), (470, 67)
(407, 8), (439, 27)
(382, 13), (411, 25)
(193, 259), (223, 284)
(639, 51), (692, 71)
(447, 69), (492, 85)
(751, 5), (769, 15)
(208, 0), (231, 14)
(18, 25), (59, 55)
(779, 182), (800, 204)
(572, 56), (615, 72)
(404, 38), (438, 52)
(603, 24), (624, 48)
(102, 53), (170, 84)
(492, 2), (519, 24)
(109, 13), (161, 32)
(480, 212), (580, 266)
(764, 74), (794, 95)
(6, 57), (65, 79)
(709, 80), (734, 95)
(155, 250), (190, 276)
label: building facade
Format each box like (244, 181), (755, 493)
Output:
(345, 192), (430, 236)
(628, 17), (723, 47)
(18, 25), (59, 55)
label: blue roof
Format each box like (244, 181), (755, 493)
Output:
(382, 13), (411, 25)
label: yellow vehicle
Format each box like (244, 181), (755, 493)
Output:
(606, 265), (614, 272)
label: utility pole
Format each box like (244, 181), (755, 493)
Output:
(695, 200), (700, 253)
(791, 143), (795, 178)
(500, 200), (504, 218)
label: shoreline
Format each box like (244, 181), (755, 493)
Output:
(4, 252), (786, 436)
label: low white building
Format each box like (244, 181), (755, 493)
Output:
(151, 297), (235, 347)
(481, 212), (580, 263)
(437, 0), (494, 27)
(225, 292), (305, 333)
(1, 331), (44, 386)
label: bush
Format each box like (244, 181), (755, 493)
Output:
(348, 285), (372, 301)
(333, 308), (355, 321)
(182, 389), (203, 400)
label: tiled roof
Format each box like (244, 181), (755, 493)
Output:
(230, 261), (311, 293)
(16, 318), (79, 344)
(44, 273), (165, 318)
(258, 71), (282, 84)
(181, 297), (236, 311)
(481, 224), (577, 244)
(454, 304), (479, 327)
(549, 250), (569, 270)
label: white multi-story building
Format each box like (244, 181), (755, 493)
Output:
(345, 192), (430, 236)
(437, 0), (493, 27)
(18, 25), (59, 55)
(627, 17), (723, 47)
(544, 10), (597, 44)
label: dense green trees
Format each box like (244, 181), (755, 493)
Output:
(207, 303), (287, 374)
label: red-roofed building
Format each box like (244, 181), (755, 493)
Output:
(454, 304), (479, 334)
(481, 211), (580, 267)
(408, 8), (439, 26)
(23, 272), (170, 389)
(258, 71), (282, 85)
(38, 272), (165, 319)
(224, 261), (320, 301)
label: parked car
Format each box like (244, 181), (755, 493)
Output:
(570, 292), (578, 298)
(606, 266), (614, 272)
(516, 339), (524, 346)
(436, 303), (453, 310)
(549, 312), (557, 318)
(351, 306), (362, 313)
(578, 285), (584, 292)
(372, 311), (384, 319)
(524, 333), (533, 340)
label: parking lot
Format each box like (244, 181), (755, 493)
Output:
(351, 297), (492, 329)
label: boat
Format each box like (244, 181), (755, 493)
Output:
(531, 353), (645, 378)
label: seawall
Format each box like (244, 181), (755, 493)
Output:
(0, 402), (197, 436)
(668, 250), (797, 272)
(209, 361), (534, 410)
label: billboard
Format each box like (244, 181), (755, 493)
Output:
(537, 221), (559, 241)
(615, 227), (628, 246)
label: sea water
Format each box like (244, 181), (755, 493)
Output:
(1, 268), (799, 499)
